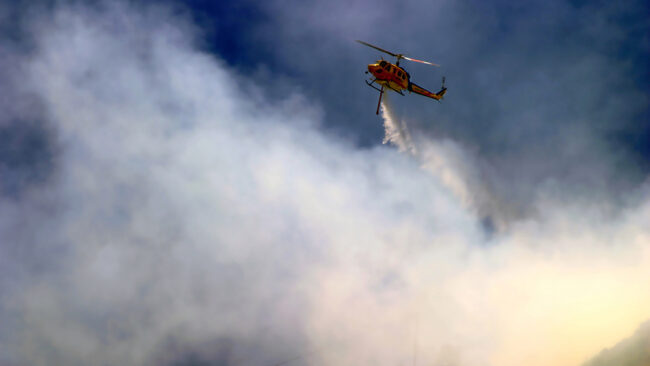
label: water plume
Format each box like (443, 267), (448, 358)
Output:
(380, 92), (504, 230)
(380, 93), (416, 155)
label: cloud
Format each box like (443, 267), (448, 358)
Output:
(0, 2), (648, 366)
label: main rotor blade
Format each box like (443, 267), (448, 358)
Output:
(403, 56), (440, 67)
(357, 40), (440, 66)
(356, 40), (398, 57)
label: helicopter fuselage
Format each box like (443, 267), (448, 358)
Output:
(367, 60), (410, 93)
(358, 40), (446, 114)
(367, 60), (446, 102)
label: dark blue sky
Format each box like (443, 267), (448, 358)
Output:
(176, 0), (649, 152)
(167, 0), (650, 210)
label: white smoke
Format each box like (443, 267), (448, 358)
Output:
(380, 95), (505, 229)
(0, 3), (649, 366)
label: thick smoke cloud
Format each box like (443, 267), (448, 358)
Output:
(0, 2), (648, 366)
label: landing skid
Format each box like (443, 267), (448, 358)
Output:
(365, 79), (405, 96)
(365, 80), (383, 92)
(365, 78), (407, 115)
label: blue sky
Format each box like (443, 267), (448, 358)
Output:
(178, 0), (650, 209)
(0, 1), (649, 365)
(184, 0), (649, 148)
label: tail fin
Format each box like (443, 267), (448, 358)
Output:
(434, 76), (447, 99)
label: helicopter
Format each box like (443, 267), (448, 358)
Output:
(357, 40), (447, 114)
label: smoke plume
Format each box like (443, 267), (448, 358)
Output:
(0, 3), (648, 366)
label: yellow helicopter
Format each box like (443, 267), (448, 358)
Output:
(357, 40), (446, 114)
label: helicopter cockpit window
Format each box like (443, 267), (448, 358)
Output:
(386, 65), (392, 72)
(398, 71), (402, 77)
(379, 61), (387, 67)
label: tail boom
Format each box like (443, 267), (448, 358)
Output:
(408, 82), (446, 101)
